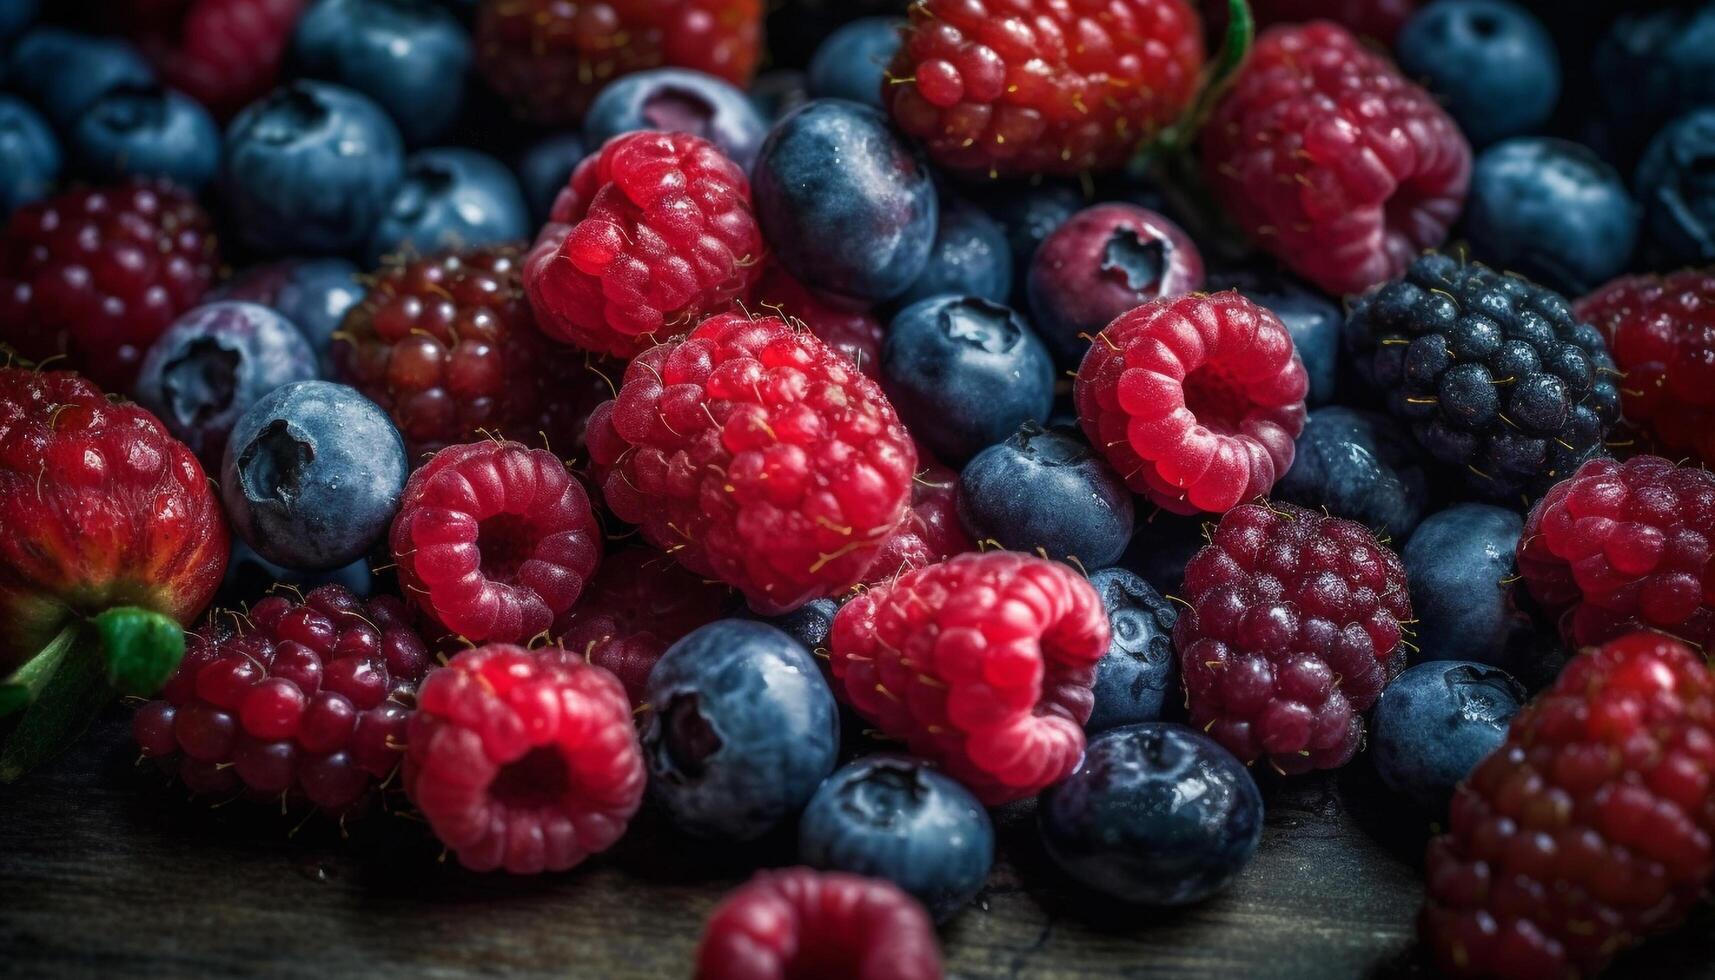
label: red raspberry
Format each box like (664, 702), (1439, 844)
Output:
(474, 0), (763, 127)
(696, 868), (943, 980)
(391, 439), (603, 645)
(1175, 502), (1412, 774)
(1073, 291), (1308, 515)
(828, 551), (1109, 804)
(126, 0), (307, 120)
(1200, 22), (1470, 296)
(586, 311), (916, 615)
(1518, 455), (1715, 655)
(1203, 0), (1417, 45)
(403, 643), (645, 874)
(862, 451), (972, 585)
(751, 263), (884, 379)
(1575, 271), (1715, 466)
(1421, 632), (1715, 979)
(0, 180), (219, 391)
(524, 131), (765, 359)
(131, 585), (429, 813)
(885, 0), (1204, 178)
(553, 547), (735, 706)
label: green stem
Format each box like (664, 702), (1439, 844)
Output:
(1131, 0), (1256, 170)
(93, 607), (185, 697)
(0, 621), (82, 719)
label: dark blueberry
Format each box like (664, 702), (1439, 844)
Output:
(222, 81), (405, 256)
(71, 85), (219, 190)
(1395, 0), (1558, 148)
(957, 423), (1134, 567)
(1370, 660), (1524, 812)
(1028, 203), (1204, 368)
(1594, 5), (1715, 161)
(896, 195), (1013, 306)
(798, 755), (992, 922)
(365, 147), (528, 265)
(514, 132), (584, 225)
(806, 17), (901, 110)
(1276, 407), (1429, 541)
(7, 28), (154, 129)
(290, 0), (472, 147)
(1117, 511), (1205, 598)
(748, 69), (809, 124)
(1039, 723), (1263, 905)
(881, 295), (1054, 462)
(585, 68), (767, 170)
(0, 0), (36, 42)
(752, 99), (937, 302)
(1206, 268), (1343, 406)
(974, 181), (1084, 277)
(1463, 137), (1637, 296)
(216, 258), (365, 375)
(1084, 568), (1178, 734)
(1402, 504), (1542, 674)
(766, 597), (839, 656)
(643, 619), (840, 841)
(221, 380), (407, 572)
(135, 301), (320, 470)
(1635, 108), (1715, 267)
(219, 539), (373, 607)
(0, 95), (57, 216)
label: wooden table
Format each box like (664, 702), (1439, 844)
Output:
(4, 711), (1713, 979)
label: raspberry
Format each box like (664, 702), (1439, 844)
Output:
(332, 246), (612, 462)
(862, 452), (972, 585)
(524, 131), (765, 358)
(1073, 291), (1308, 515)
(0, 179), (219, 391)
(1420, 632), (1715, 978)
(1518, 455), (1715, 654)
(126, 0), (306, 119)
(695, 868), (943, 980)
(1575, 270), (1715, 465)
(403, 643), (645, 874)
(586, 311), (916, 615)
(391, 440), (603, 645)
(751, 263), (885, 379)
(474, 0), (764, 127)
(1200, 22), (1470, 296)
(1347, 253), (1622, 505)
(131, 585), (429, 813)
(885, 0), (1204, 178)
(1175, 502), (1413, 774)
(553, 547), (735, 705)
(828, 551), (1109, 804)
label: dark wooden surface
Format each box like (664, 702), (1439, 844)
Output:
(4, 710), (1714, 979)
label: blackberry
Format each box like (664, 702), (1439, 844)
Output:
(1345, 253), (1620, 505)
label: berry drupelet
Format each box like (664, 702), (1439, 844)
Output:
(749, 262), (886, 378)
(120, 0), (306, 120)
(863, 451), (972, 585)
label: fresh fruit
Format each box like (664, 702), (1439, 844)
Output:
(805, 16), (899, 110)
(1175, 501), (1413, 774)
(1274, 407), (1429, 542)
(1395, 0), (1559, 148)
(7, 28), (155, 129)
(220, 539), (372, 605)
(1074, 291), (1308, 515)
(216, 257), (363, 374)
(289, 0), (472, 146)
(123, 0), (307, 120)
(1084, 567), (1179, 734)
(1634, 109), (1715, 269)
(956, 423), (1135, 569)
(515, 132), (585, 226)
(976, 181), (1082, 299)
(1230, 0), (1417, 43)
(0, 96), (58, 217)
(1369, 660), (1523, 813)
(366, 148), (528, 266)
(1201, 21), (1470, 296)
(583, 67), (768, 170)
(749, 262), (886, 378)
(863, 451), (971, 586)
(586, 311), (916, 615)
(1206, 268), (1344, 408)
(897, 197), (1013, 308)
(828, 551), (1109, 804)
(403, 642), (645, 874)
(1402, 504), (1541, 675)
(1594, 6), (1715, 161)
(70, 84), (220, 191)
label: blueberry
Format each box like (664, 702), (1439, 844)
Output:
(7, 28), (154, 129)
(896, 196), (1013, 306)
(1595, 6), (1715, 160)
(748, 70), (809, 124)
(222, 80), (405, 256)
(135, 302), (320, 470)
(798, 755), (993, 922)
(1403, 504), (1542, 674)
(1275, 407), (1430, 542)
(71, 85), (219, 190)
(366, 147), (529, 265)
(1206, 268), (1343, 407)
(765, 597), (839, 656)
(290, 0), (472, 147)
(975, 181), (1084, 274)
(221, 381), (407, 572)
(806, 18), (902, 110)
(216, 258), (364, 375)
(643, 619), (840, 841)
(1370, 660), (1524, 812)
(1084, 568), (1178, 734)
(752, 99), (937, 302)
(219, 539), (374, 607)
(1039, 723), (1263, 905)
(0, 0), (36, 42)
(1635, 108), (1715, 267)
(957, 423), (1134, 567)
(514, 132), (585, 225)
(881, 295), (1054, 462)
(0, 95), (57, 217)
(1395, 0), (1559, 148)
(1117, 512), (1205, 597)
(1463, 137), (1638, 296)
(585, 68), (767, 170)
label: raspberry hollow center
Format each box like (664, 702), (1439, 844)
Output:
(476, 513), (536, 583)
(490, 745), (572, 808)
(1181, 364), (1248, 435)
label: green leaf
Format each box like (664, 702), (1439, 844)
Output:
(93, 607), (185, 697)
(0, 627), (107, 782)
(0, 622), (82, 719)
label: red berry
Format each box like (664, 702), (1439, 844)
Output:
(862, 450), (972, 585)
(1204, 0), (1417, 45)
(403, 644), (645, 874)
(391, 439), (603, 646)
(828, 551), (1109, 804)
(1421, 632), (1715, 979)
(0, 180), (219, 391)
(750, 263), (885, 379)
(586, 311), (916, 614)
(1200, 21), (1470, 296)
(126, 0), (306, 119)
(695, 868), (943, 980)
(1074, 291), (1307, 514)
(885, 0), (1204, 177)
(1175, 502), (1412, 774)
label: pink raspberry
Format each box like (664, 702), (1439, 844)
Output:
(863, 451), (972, 585)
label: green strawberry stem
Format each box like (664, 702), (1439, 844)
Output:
(1132, 0), (1255, 169)
(0, 621), (82, 719)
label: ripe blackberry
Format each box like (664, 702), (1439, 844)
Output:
(1421, 632), (1715, 978)
(1346, 253), (1621, 505)
(1176, 502), (1413, 774)
(131, 585), (430, 813)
